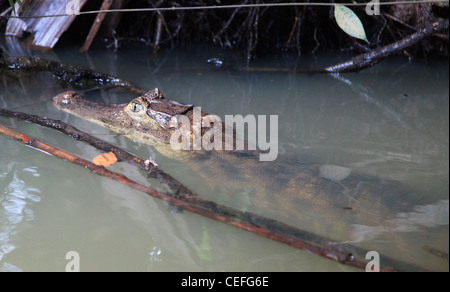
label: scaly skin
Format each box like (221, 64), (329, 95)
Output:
(52, 89), (419, 237)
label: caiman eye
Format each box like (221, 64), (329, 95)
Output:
(130, 102), (144, 113)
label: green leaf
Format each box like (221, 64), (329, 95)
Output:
(8, 0), (16, 16)
(334, 4), (369, 44)
(17, 0), (23, 12)
(8, 0), (22, 17)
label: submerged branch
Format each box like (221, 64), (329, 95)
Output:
(422, 246), (449, 260)
(1, 56), (145, 94)
(0, 107), (197, 201)
(0, 110), (428, 271)
(0, 121), (370, 271)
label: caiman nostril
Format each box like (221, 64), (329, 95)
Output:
(60, 95), (71, 104)
(53, 91), (78, 107)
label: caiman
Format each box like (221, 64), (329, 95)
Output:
(52, 89), (424, 241)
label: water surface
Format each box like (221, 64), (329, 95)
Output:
(0, 43), (448, 271)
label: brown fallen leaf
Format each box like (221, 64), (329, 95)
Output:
(92, 152), (118, 167)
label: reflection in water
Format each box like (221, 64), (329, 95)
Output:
(0, 164), (41, 271)
(350, 200), (449, 243)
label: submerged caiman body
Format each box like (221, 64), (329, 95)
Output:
(52, 89), (421, 238)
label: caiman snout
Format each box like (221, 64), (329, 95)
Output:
(52, 91), (82, 110)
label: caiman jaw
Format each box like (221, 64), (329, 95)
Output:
(52, 91), (126, 121)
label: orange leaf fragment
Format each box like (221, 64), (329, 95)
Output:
(92, 152), (118, 167)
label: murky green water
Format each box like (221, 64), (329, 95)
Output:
(0, 42), (448, 271)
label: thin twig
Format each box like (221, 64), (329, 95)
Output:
(153, 12), (163, 53)
(213, 1), (246, 44)
(1, 6), (12, 17)
(422, 246), (449, 260)
(383, 12), (418, 31)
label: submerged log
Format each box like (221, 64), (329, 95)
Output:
(5, 0), (88, 51)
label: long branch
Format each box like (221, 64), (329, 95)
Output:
(0, 108), (341, 246)
(0, 112), (430, 271)
(324, 18), (449, 73)
(0, 107), (196, 201)
(0, 122), (392, 271)
(1, 56), (145, 94)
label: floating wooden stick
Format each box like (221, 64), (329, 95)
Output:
(422, 246), (449, 260)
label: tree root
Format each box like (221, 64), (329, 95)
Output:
(324, 18), (449, 73)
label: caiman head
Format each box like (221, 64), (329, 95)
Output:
(52, 89), (198, 147)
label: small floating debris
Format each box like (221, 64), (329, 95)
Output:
(422, 246), (449, 260)
(93, 152), (118, 168)
(319, 164), (352, 182)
